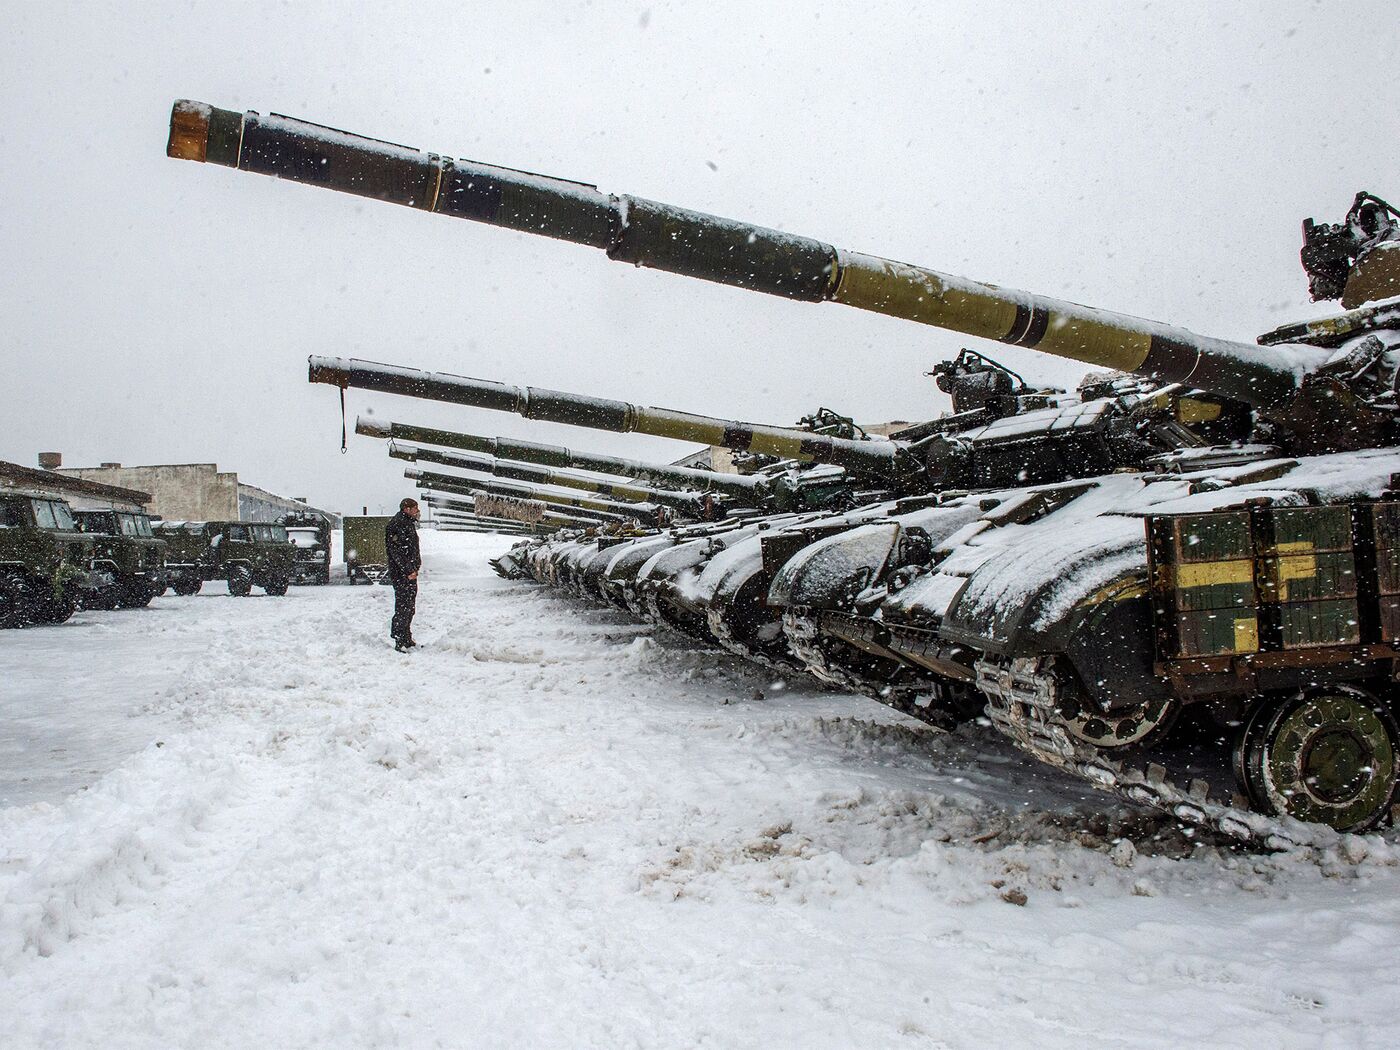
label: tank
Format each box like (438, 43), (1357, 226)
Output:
(169, 100), (1400, 839)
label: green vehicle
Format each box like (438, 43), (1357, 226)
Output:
(0, 491), (100, 628)
(279, 511), (333, 585)
(343, 515), (392, 584)
(72, 509), (168, 609)
(153, 520), (295, 596)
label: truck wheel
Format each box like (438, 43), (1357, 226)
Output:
(174, 577), (202, 596)
(81, 587), (116, 611)
(34, 588), (77, 625)
(0, 577), (23, 629)
(263, 577), (289, 597)
(118, 581), (156, 609)
(227, 565), (253, 597)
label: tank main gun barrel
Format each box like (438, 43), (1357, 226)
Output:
(432, 511), (538, 534)
(406, 466), (665, 524)
(358, 416), (763, 500)
(424, 493), (618, 527)
(388, 441), (713, 517)
(314, 357), (900, 476)
(433, 512), (542, 535)
(437, 519), (540, 536)
(423, 492), (578, 527)
(176, 101), (1323, 409)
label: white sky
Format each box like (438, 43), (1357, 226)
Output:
(2, 1), (1397, 515)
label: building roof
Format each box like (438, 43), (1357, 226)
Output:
(0, 460), (151, 505)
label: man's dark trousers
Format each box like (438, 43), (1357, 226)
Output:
(391, 578), (417, 645)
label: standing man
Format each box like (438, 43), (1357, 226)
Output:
(386, 498), (421, 652)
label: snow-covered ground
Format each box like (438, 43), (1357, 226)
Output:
(2, 532), (1398, 1048)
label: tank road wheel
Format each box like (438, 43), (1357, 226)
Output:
(226, 565), (253, 597)
(1062, 694), (1180, 750)
(1237, 690), (1400, 833)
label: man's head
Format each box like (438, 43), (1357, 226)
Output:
(400, 497), (420, 520)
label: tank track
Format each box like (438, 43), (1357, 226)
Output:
(784, 612), (970, 727)
(783, 611), (888, 695)
(974, 655), (1322, 851)
(706, 608), (797, 673)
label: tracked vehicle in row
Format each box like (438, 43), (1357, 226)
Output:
(169, 99), (1400, 840)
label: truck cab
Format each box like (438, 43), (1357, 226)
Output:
(72, 509), (168, 608)
(279, 512), (333, 585)
(0, 491), (100, 627)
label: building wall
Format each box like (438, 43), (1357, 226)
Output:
(60, 464), (238, 521)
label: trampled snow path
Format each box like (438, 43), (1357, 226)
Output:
(2, 533), (1399, 1048)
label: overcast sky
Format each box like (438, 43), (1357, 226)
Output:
(3, 1), (1397, 515)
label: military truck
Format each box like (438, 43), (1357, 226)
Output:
(153, 520), (295, 596)
(279, 511), (333, 585)
(0, 491), (100, 628)
(72, 509), (168, 609)
(343, 515), (393, 584)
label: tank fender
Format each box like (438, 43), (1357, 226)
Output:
(939, 515), (1144, 654)
(1052, 575), (1172, 711)
(695, 534), (767, 608)
(635, 539), (712, 592)
(768, 521), (901, 609)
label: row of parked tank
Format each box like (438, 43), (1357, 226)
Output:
(168, 99), (1400, 843)
(0, 494), (334, 629)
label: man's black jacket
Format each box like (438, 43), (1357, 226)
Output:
(385, 511), (421, 584)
